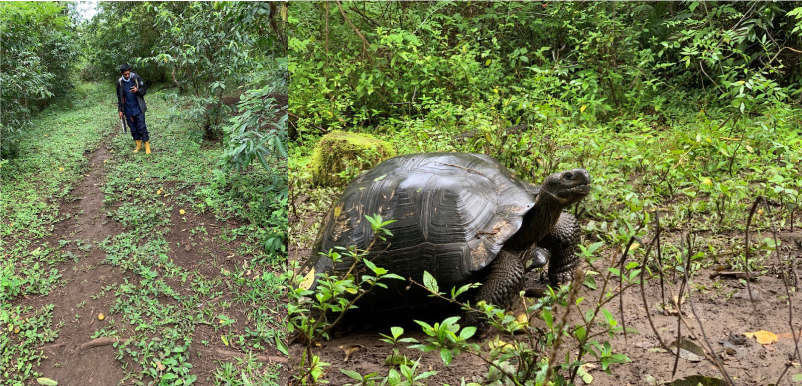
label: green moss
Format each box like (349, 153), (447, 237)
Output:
(311, 130), (396, 187)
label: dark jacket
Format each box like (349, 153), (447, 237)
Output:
(116, 72), (147, 114)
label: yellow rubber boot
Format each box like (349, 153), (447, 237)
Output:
(145, 141), (151, 154)
(133, 140), (142, 153)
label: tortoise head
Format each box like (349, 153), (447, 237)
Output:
(540, 168), (591, 206)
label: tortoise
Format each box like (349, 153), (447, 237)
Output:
(302, 152), (590, 322)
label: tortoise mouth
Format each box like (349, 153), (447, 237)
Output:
(572, 183), (591, 195)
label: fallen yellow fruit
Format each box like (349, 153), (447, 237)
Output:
(702, 178), (712, 185)
(59, 167), (64, 171)
(157, 189), (162, 195)
(743, 330), (777, 345)
(179, 209), (186, 215)
(299, 268), (316, 290)
(13, 326), (20, 334)
(97, 313), (105, 321)
(136, 178), (141, 182)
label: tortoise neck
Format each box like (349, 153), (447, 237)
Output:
(508, 192), (564, 250)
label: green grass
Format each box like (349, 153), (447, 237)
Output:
(1, 82), (111, 385)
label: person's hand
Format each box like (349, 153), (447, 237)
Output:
(119, 111), (124, 119)
(131, 86), (138, 93)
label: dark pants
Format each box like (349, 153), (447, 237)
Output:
(125, 113), (149, 142)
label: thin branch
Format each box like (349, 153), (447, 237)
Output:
(638, 215), (674, 353)
(680, 232), (735, 386)
(544, 269), (583, 383)
(744, 197), (760, 308)
(618, 231), (644, 345)
(768, 46), (802, 65)
(671, 235), (685, 378)
(335, 1), (371, 63)
(762, 196), (802, 385)
(349, 3), (381, 28)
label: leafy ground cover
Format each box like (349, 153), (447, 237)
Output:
(1, 82), (287, 386)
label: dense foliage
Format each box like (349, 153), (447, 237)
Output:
(0, 2), (80, 158)
(290, 2), (802, 140)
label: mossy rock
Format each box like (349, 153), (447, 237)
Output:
(311, 131), (396, 187)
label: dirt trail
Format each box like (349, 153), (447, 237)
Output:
(19, 133), (127, 385)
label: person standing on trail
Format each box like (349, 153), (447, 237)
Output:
(116, 63), (150, 154)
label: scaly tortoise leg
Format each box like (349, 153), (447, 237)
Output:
(520, 212), (581, 296)
(540, 211), (581, 287)
(464, 250), (525, 326)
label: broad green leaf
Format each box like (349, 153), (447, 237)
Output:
(423, 271), (439, 293)
(340, 369), (363, 380)
(440, 347), (453, 365)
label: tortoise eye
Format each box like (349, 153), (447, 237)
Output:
(564, 172), (574, 180)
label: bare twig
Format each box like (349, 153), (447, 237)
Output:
(349, 3), (381, 28)
(544, 269), (583, 383)
(197, 348), (288, 364)
(671, 235), (686, 378)
(80, 336), (126, 350)
(761, 196), (802, 385)
(768, 46), (802, 66)
(680, 232), (735, 386)
(744, 197), (760, 308)
(638, 213), (673, 353)
(726, 123), (745, 176)
(656, 210), (666, 306)
(39, 342), (65, 352)
(619, 233), (644, 345)
(336, 1), (371, 62)
(324, 2), (330, 64)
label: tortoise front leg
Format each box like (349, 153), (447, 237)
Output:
(540, 211), (581, 286)
(464, 250), (525, 326)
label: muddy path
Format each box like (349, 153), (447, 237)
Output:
(14, 133), (126, 385)
(13, 119), (287, 385)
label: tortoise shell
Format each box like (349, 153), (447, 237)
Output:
(306, 153), (539, 305)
